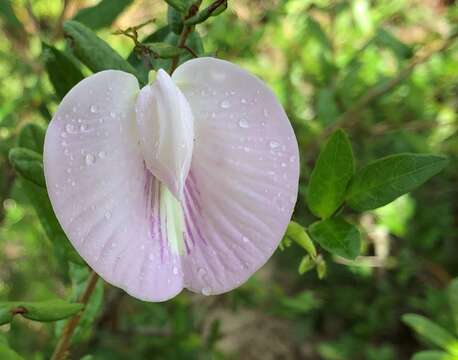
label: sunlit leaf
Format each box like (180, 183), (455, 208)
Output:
(73, 0), (133, 30)
(347, 154), (448, 211)
(412, 351), (453, 360)
(307, 129), (354, 219)
(309, 218), (361, 260)
(285, 221), (317, 258)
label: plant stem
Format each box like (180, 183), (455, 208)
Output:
(50, 271), (99, 360)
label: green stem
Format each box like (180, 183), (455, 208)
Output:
(50, 271), (99, 360)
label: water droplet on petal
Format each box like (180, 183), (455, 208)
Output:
(241, 98), (248, 104)
(201, 287), (211, 296)
(269, 141), (280, 149)
(109, 111), (115, 118)
(242, 236), (249, 243)
(220, 100), (230, 109)
(98, 151), (106, 159)
(85, 153), (95, 165)
(104, 211), (111, 219)
(66, 124), (75, 133)
(238, 119), (249, 128)
(289, 155), (296, 162)
(173, 266), (178, 275)
(90, 105), (98, 113)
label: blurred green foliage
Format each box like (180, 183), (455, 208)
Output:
(0, 0), (457, 359)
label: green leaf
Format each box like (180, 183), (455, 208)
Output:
(316, 256), (327, 279)
(307, 129), (354, 219)
(73, 0), (133, 30)
(17, 123), (45, 154)
(0, 304), (13, 325)
(448, 279), (458, 334)
(0, 300), (82, 323)
(308, 218), (361, 260)
(8, 148), (45, 187)
(347, 153), (449, 211)
(63, 20), (140, 81)
(298, 255), (315, 275)
(285, 221), (317, 258)
(42, 42), (84, 100)
(402, 314), (458, 353)
(167, 6), (183, 34)
(163, 0), (187, 12)
(185, 1), (228, 25)
(412, 351), (454, 360)
(0, 335), (24, 360)
(145, 42), (185, 58)
(317, 88), (340, 126)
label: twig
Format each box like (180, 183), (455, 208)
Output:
(50, 271), (99, 360)
(52, 0), (71, 40)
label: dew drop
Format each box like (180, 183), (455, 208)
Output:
(263, 109), (269, 117)
(80, 124), (88, 132)
(281, 162), (287, 167)
(289, 155), (296, 162)
(85, 153), (95, 165)
(201, 287), (211, 296)
(61, 132), (68, 138)
(109, 111), (116, 118)
(173, 266), (178, 275)
(104, 211), (111, 219)
(65, 124), (75, 133)
(90, 105), (98, 113)
(98, 151), (106, 159)
(269, 141), (280, 149)
(238, 119), (249, 128)
(220, 100), (230, 109)
(241, 98), (248, 104)
(149, 253), (154, 261)
(242, 236), (249, 243)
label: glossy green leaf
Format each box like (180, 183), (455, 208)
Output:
(402, 314), (458, 353)
(63, 21), (140, 80)
(8, 148), (45, 187)
(73, 0), (133, 30)
(307, 129), (354, 219)
(285, 221), (317, 259)
(185, 1), (228, 25)
(448, 279), (458, 334)
(42, 42), (84, 100)
(347, 153), (449, 211)
(145, 42), (185, 58)
(309, 218), (361, 260)
(412, 351), (454, 360)
(168, 6), (183, 34)
(17, 123), (45, 154)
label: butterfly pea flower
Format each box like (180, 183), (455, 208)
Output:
(44, 57), (299, 301)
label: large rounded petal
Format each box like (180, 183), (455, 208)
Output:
(43, 70), (183, 301)
(172, 58), (300, 295)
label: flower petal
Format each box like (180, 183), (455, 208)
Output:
(172, 58), (300, 295)
(136, 69), (194, 200)
(43, 70), (183, 301)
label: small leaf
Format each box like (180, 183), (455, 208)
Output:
(285, 221), (317, 258)
(347, 153), (449, 211)
(0, 335), (24, 360)
(73, 0), (133, 30)
(21, 299), (83, 322)
(412, 351), (454, 360)
(145, 42), (185, 58)
(375, 28), (413, 59)
(63, 21), (140, 81)
(185, 1), (228, 25)
(163, 0), (187, 12)
(298, 255), (315, 275)
(448, 279), (458, 334)
(307, 129), (354, 219)
(8, 148), (45, 187)
(308, 218), (361, 260)
(402, 314), (458, 353)
(17, 123), (45, 154)
(42, 42), (84, 100)
(316, 256), (327, 279)
(167, 6), (183, 34)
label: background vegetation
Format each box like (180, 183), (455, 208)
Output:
(0, 0), (457, 359)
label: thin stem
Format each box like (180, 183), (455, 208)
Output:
(50, 271), (99, 360)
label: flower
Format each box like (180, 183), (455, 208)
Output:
(43, 57), (299, 301)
